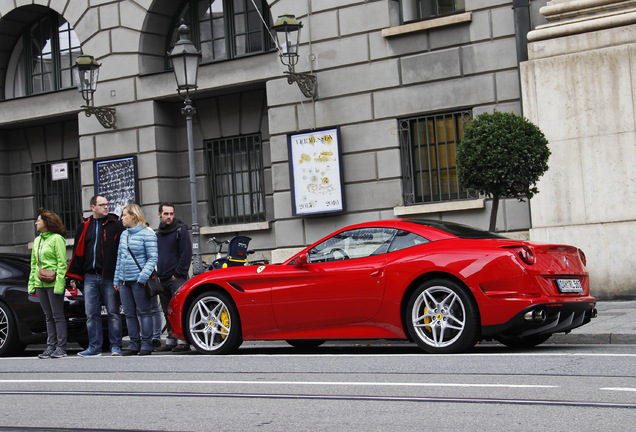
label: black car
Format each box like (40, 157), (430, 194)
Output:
(0, 253), (120, 356)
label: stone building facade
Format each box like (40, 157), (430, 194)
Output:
(521, 0), (636, 298)
(2, 0), (630, 297)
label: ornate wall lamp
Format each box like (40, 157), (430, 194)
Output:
(72, 54), (117, 129)
(272, 14), (318, 99)
(168, 22), (204, 276)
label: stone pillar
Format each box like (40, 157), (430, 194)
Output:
(521, 0), (636, 298)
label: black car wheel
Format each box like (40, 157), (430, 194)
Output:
(0, 302), (26, 357)
(406, 279), (479, 354)
(286, 340), (326, 349)
(496, 334), (552, 348)
(185, 291), (242, 355)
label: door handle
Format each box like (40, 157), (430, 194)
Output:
(370, 269), (384, 278)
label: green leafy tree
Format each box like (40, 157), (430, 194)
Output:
(457, 111), (550, 231)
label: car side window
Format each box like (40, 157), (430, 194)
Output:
(387, 230), (429, 252)
(308, 228), (397, 263)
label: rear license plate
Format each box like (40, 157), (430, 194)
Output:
(556, 279), (583, 293)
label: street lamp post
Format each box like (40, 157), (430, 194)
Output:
(168, 22), (203, 275)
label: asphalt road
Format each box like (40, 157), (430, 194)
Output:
(0, 342), (634, 432)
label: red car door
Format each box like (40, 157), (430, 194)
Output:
(270, 254), (388, 331)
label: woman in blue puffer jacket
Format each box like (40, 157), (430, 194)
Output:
(114, 204), (158, 356)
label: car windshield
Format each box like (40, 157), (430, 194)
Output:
(404, 219), (506, 239)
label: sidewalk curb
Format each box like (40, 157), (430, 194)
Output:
(550, 333), (636, 345)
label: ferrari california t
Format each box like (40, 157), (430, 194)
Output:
(168, 219), (597, 354)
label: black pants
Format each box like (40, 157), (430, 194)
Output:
(159, 277), (187, 346)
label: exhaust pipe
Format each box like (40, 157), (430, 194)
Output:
(523, 309), (546, 323)
(591, 308), (598, 318)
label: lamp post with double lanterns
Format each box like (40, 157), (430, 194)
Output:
(168, 22), (204, 276)
(72, 54), (117, 129)
(271, 14), (317, 99)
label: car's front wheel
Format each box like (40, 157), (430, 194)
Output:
(185, 291), (242, 355)
(406, 279), (479, 354)
(0, 301), (26, 357)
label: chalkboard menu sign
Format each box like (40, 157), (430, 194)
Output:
(94, 156), (139, 216)
(288, 127), (345, 216)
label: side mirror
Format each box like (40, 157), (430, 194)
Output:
(294, 253), (308, 268)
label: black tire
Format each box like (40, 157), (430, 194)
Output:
(286, 340), (326, 349)
(496, 334), (552, 348)
(185, 291), (242, 355)
(0, 302), (26, 357)
(405, 279), (479, 354)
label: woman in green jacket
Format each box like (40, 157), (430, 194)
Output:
(29, 208), (68, 359)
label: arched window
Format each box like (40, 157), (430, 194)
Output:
(168, 0), (274, 65)
(5, 11), (81, 98)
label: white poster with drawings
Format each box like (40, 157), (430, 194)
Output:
(288, 128), (344, 216)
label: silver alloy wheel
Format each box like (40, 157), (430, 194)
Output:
(411, 285), (467, 348)
(188, 295), (232, 352)
(0, 305), (8, 350)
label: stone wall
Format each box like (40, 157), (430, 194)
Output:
(521, 0), (636, 298)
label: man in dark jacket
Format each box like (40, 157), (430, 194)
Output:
(67, 195), (125, 356)
(155, 202), (192, 352)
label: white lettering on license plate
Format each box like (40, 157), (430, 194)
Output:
(556, 279), (583, 293)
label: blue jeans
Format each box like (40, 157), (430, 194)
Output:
(144, 295), (163, 341)
(83, 274), (122, 352)
(120, 281), (153, 352)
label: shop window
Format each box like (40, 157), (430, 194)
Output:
(33, 159), (82, 236)
(205, 134), (265, 225)
(399, 110), (477, 204)
(169, 0), (273, 65)
(6, 11), (81, 98)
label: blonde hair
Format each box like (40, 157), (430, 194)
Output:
(123, 203), (147, 227)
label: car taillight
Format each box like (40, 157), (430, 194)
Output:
(503, 245), (536, 265)
(517, 246), (535, 265)
(578, 249), (587, 266)
(64, 288), (79, 297)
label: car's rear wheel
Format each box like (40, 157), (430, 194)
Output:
(0, 302), (26, 357)
(185, 291), (242, 355)
(406, 279), (479, 354)
(496, 334), (552, 348)
(286, 340), (326, 349)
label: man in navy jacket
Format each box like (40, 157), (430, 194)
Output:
(155, 202), (192, 352)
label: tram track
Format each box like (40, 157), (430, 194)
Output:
(1, 389), (635, 409)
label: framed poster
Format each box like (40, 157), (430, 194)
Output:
(94, 156), (139, 216)
(288, 127), (345, 216)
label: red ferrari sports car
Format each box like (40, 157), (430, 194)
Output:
(168, 219), (597, 354)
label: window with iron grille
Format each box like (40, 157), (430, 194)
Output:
(396, 0), (466, 23)
(33, 159), (82, 236)
(205, 134), (265, 225)
(168, 0), (273, 65)
(399, 110), (477, 205)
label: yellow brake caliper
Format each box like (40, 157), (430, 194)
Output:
(219, 308), (229, 340)
(423, 305), (432, 332)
